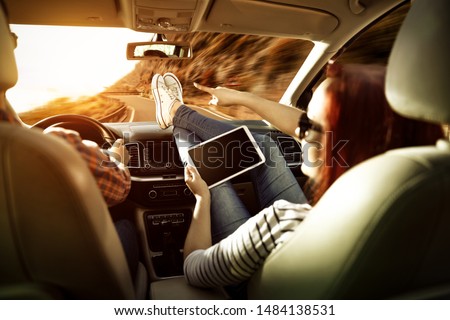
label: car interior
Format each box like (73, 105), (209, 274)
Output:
(1, 0), (450, 299)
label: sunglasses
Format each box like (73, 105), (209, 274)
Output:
(297, 112), (323, 140)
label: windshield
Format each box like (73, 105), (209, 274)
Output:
(7, 25), (313, 124)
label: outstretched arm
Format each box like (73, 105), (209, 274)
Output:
(194, 83), (304, 138)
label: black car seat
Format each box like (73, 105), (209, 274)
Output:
(248, 0), (450, 299)
(0, 2), (138, 299)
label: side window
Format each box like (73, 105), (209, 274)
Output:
(336, 3), (410, 65)
(297, 3), (410, 110)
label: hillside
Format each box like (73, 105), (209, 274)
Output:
(19, 33), (311, 124)
(108, 32), (313, 119)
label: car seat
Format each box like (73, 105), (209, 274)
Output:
(0, 3), (141, 299)
(247, 0), (450, 299)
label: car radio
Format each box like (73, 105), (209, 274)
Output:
(127, 177), (193, 206)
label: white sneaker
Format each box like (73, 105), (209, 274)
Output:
(163, 72), (184, 104)
(151, 73), (177, 129)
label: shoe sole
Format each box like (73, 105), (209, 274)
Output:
(163, 72), (184, 104)
(151, 74), (168, 129)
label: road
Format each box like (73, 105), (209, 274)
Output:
(108, 95), (155, 122)
(109, 94), (233, 123)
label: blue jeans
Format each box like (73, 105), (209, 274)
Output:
(173, 105), (307, 244)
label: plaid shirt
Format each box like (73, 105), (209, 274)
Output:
(0, 109), (131, 206)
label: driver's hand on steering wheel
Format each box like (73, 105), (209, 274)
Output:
(107, 139), (130, 167)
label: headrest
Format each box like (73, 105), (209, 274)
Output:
(386, 0), (450, 125)
(0, 1), (18, 93)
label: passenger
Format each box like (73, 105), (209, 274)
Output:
(151, 65), (442, 297)
(0, 0), (139, 279)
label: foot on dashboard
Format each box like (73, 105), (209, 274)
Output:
(151, 73), (178, 129)
(163, 72), (184, 104)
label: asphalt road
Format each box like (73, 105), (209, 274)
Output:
(110, 95), (155, 122)
(110, 94), (232, 123)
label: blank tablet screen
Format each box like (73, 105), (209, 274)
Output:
(187, 126), (265, 188)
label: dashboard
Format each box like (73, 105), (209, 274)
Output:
(106, 120), (303, 204)
(105, 120), (304, 280)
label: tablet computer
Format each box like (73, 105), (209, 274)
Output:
(186, 126), (266, 189)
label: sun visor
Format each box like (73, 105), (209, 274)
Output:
(201, 0), (338, 39)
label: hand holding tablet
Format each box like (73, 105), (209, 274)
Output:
(186, 126), (266, 189)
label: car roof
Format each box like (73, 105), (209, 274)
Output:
(6, 0), (405, 42)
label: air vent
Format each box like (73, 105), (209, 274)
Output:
(126, 142), (141, 168)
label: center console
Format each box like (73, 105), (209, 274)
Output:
(121, 129), (196, 280)
(144, 209), (191, 278)
(131, 176), (194, 281)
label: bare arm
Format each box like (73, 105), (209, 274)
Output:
(194, 83), (303, 138)
(183, 165), (212, 259)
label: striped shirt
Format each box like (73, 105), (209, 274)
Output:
(0, 109), (131, 206)
(184, 200), (310, 288)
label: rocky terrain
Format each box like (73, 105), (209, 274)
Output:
(108, 32), (313, 119)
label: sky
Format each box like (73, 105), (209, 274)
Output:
(6, 25), (151, 113)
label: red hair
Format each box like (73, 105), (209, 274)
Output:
(309, 64), (442, 204)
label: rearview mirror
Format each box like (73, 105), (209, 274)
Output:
(126, 41), (192, 60)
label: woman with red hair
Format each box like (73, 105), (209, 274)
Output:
(304, 63), (442, 204)
(151, 65), (442, 296)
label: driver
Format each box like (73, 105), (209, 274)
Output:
(0, 0), (138, 280)
(0, 92), (131, 207)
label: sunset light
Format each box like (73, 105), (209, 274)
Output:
(6, 25), (151, 113)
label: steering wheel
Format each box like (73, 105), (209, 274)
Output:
(31, 114), (117, 148)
